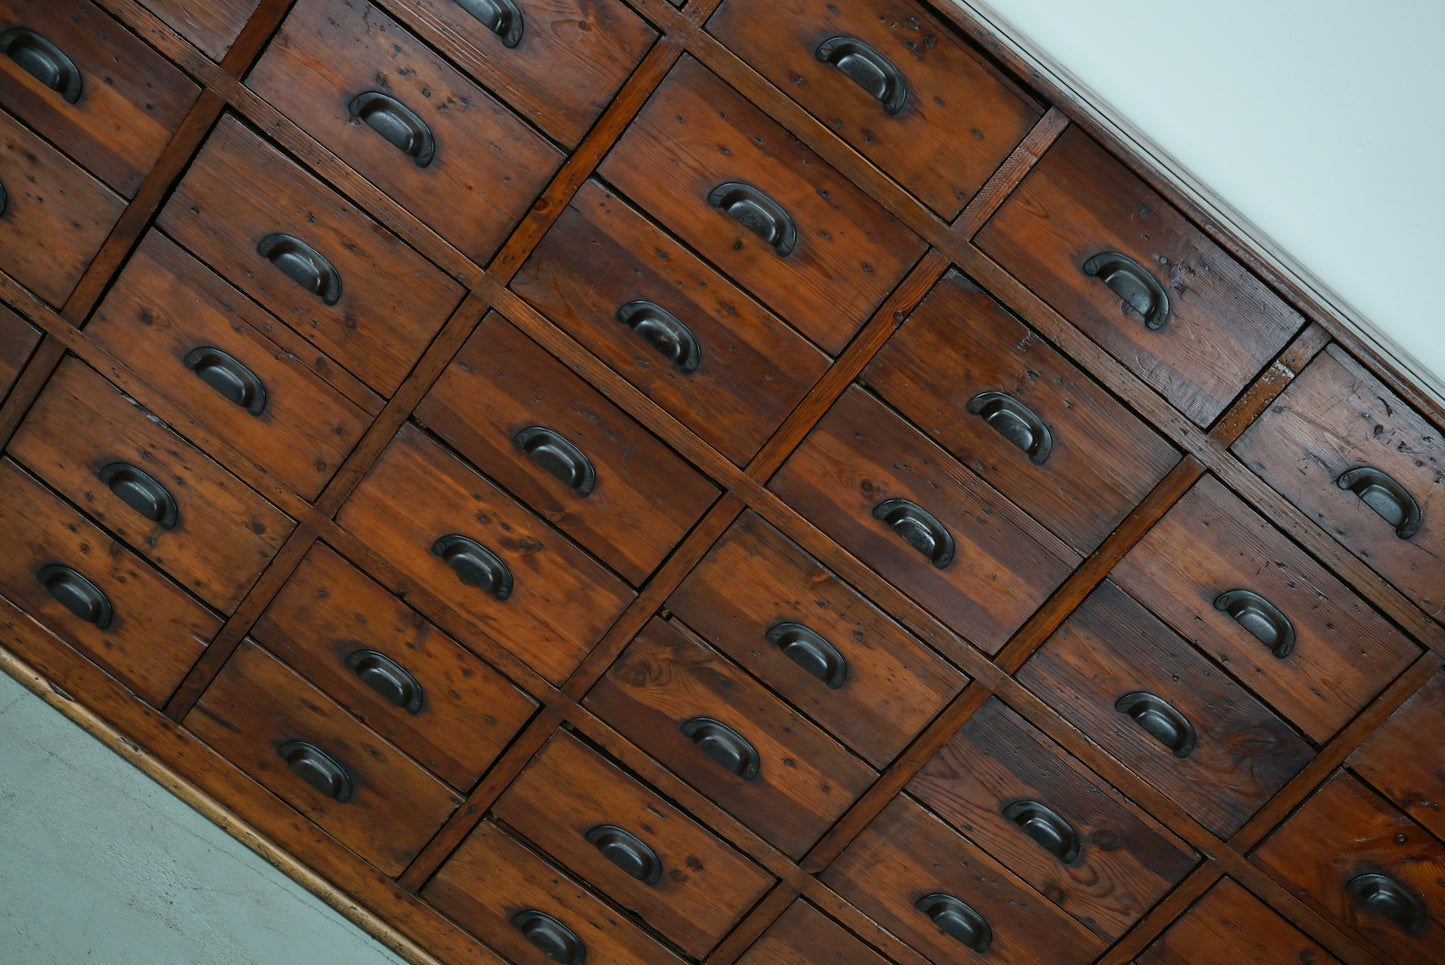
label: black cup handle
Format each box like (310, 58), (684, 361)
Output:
(1002, 799), (1082, 864)
(0, 27), (82, 103)
(765, 622), (848, 689)
(510, 910), (584, 964)
(256, 233), (343, 306)
(0, 178), (7, 218)
(432, 534), (513, 600)
(1082, 251), (1171, 331)
(967, 391), (1053, 464)
(348, 91), (435, 167)
(453, 0), (524, 48)
(183, 346), (268, 416)
(615, 300), (702, 374)
(914, 893), (992, 952)
(1115, 691), (1197, 758)
(96, 462), (180, 530)
(814, 36), (908, 115)
(36, 564), (113, 630)
(584, 825), (663, 886)
(512, 426), (597, 497)
(872, 498), (955, 569)
(344, 649), (424, 714)
(1213, 588), (1295, 659)
(277, 740), (354, 802)
(680, 716), (760, 780)
(1336, 466), (1422, 540)
(707, 181), (797, 257)
(1346, 872), (1426, 936)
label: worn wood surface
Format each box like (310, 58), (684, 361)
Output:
(0, 305), (41, 403)
(734, 899), (889, 965)
(1348, 667), (1445, 843)
(1137, 877), (1341, 965)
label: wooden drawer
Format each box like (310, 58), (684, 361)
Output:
(422, 820), (684, 964)
(597, 55), (926, 355)
(247, 0), (562, 266)
(87, 232), (374, 502)
(668, 511), (965, 768)
(737, 901), (889, 965)
(1017, 580), (1314, 838)
(414, 311), (719, 586)
(251, 543), (537, 791)
(185, 639), (463, 877)
(0, 302), (41, 400)
(0, 106), (124, 307)
(771, 385), (1080, 654)
(909, 697), (1197, 940)
(0, 457), (215, 705)
(707, 0), (1042, 219)
(822, 794), (1107, 965)
(864, 269), (1180, 553)
(511, 180), (830, 466)
(1111, 475), (1420, 742)
(133, 0), (260, 61)
(585, 618), (877, 859)
(157, 114), (465, 396)
(336, 422), (633, 684)
(383, 0), (656, 148)
(976, 127), (1305, 426)
(492, 729), (774, 957)
(1350, 667), (1445, 844)
(1137, 878), (1339, 965)
(1253, 772), (1445, 964)
(1233, 344), (1445, 622)
(0, 0), (198, 195)
(9, 356), (293, 613)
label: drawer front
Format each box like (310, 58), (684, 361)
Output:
(1112, 475), (1420, 742)
(909, 697), (1197, 940)
(707, 0), (1042, 219)
(9, 356), (293, 613)
(511, 180), (830, 466)
(134, 0), (260, 60)
(492, 730), (774, 957)
(415, 311), (719, 586)
(736, 901), (889, 965)
(0, 457), (215, 705)
(247, 0), (562, 265)
(822, 795), (1107, 965)
(252, 543), (538, 791)
(1138, 877), (1339, 965)
(1018, 581), (1314, 838)
(585, 618), (877, 859)
(1350, 668), (1445, 843)
(771, 386), (1080, 654)
(0, 107), (124, 307)
(157, 114), (466, 396)
(864, 270), (1180, 553)
(0, 0), (198, 195)
(668, 511), (965, 768)
(185, 639), (463, 877)
(598, 55), (926, 355)
(977, 127), (1305, 426)
(0, 302), (40, 399)
(336, 423), (634, 684)
(1233, 344), (1445, 621)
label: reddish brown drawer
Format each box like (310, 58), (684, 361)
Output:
(0, 457), (215, 706)
(737, 901), (889, 965)
(337, 423), (634, 684)
(247, 0), (562, 265)
(252, 543), (537, 791)
(185, 639), (463, 877)
(1233, 344), (1445, 622)
(708, 0), (1042, 219)
(598, 56), (926, 355)
(977, 127), (1305, 426)
(585, 618), (877, 859)
(1350, 667), (1445, 844)
(492, 729), (773, 957)
(134, 0), (260, 60)
(0, 302), (40, 400)
(1018, 581), (1314, 838)
(771, 385), (1080, 654)
(822, 795), (1107, 965)
(1253, 772), (1445, 964)
(909, 698), (1197, 940)
(415, 311), (719, 586)
(511, 180), (830, 466)
(865, 270), (1180, 553)
(1112, 475), (1420, 742)
(1137, 878), (1339, 965)
(157, 114), (466, 396)
(668, 511), (965, 768)
(9, 356), (293, 613)
(0, 0), (198, 195)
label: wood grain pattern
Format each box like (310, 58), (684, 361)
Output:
(1137, 877), (1340, 965)
(133, 0), (261, 60)
(0, 303), (41, 401)
(1349, 667), (1445, 844)
(735, 900), (890, 965)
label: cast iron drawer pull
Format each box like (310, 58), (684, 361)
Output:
(1, 27), (82, 103)
(256, 233), (343, 306)
(1346, 872), (1426, 936)
(967, 390), (1053, 464)
(584, 824), (663, 885)
(1002, 799), (1082, 864)
(914, 893), (991, 952)
(183, 346), (268, 416)
(345, 649), (424, 714)
(707, 181), (797, 257)
(97, 462), (179, 530)
(513, 426), (597, 497)
(1082, 251), (1171, 330)
(36, 563), (112, 630)
(454, 0), (524, 48)
(765, 622), (848, 689)
(0, 179), (8, 217)
(1115, 691), (1197, 758)
(680, 716), (759, 780)
(615, 300), (702, 374)
(814, 36), (908, 115)
(1213, 588), (1295, 659)
(348, 91), (436, 167)
(277, 740), (354, 802)
(872, 497), (954, 569)
(1336, 466), (1422, 540)
(432, 534), (513, 600)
